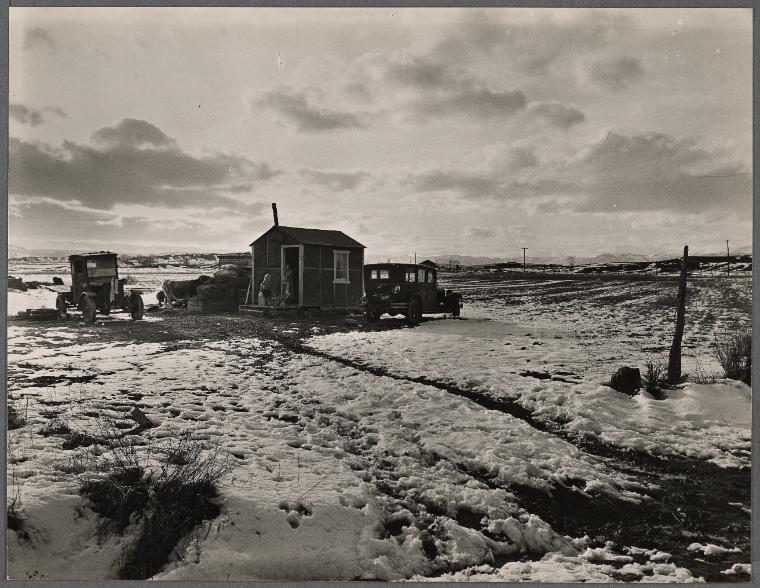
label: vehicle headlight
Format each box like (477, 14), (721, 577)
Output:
(81, 282), (88, 288)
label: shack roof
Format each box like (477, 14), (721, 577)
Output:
(250, 225), (365, 249)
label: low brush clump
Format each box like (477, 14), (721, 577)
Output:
(7, 486), (31, 544)
(642, 359), (668, 396)
(38, 417), (71, 437)
(713, 328), (752, 385)
(78, 430), (234, 580)
(8, 402), (27, 430)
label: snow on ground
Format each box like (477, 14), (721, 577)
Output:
(5, 270), (751, 581)
(8, 331), (660, 581)
(305, 319), (751, 468)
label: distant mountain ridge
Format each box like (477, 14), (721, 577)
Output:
(8, 248), (752, 266)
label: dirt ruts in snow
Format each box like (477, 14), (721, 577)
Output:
(283, 340), (545, 430)
(255, 332), (749, 582)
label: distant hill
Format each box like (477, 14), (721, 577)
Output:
(120, 253), (219, 268)
(9, 247), (751, 268)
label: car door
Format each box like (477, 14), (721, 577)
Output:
(424, 268), (438, 309)
(415, 267), (435, 311)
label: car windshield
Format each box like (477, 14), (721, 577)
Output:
(86, 258), (116, 270)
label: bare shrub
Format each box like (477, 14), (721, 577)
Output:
(642, 359), (668, 394)
(713, 328), (752, 385)
(688, 355), (719, 385)
(78, 427), (235, 579)
(7, 483), (30, 543)
(8, 401), (27, 430)
(79, 433), (148, 538)
(38, 417), (71, 437)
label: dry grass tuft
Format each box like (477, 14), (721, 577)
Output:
(7, 484), (31, 544)
(77, 427), (234, 579)
(642, 359), (668, 396)
(713, 328), (752, 385)
(8, 402), (27, 430)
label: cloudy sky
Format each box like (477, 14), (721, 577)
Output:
(8, 7), (753, 260)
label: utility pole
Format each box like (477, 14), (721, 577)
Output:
(726, 240), (730, 277)
(521, 248), (528, 273)
(414, 252), (417, 264)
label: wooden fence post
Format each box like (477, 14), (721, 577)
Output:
(667, 245), (689, 384)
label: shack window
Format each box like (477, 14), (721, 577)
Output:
(405, 269), (416, 282)
(334, 251), (349, 283)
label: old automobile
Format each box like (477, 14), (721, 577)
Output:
(55, 252), (144, 323)
(363, 263), (462, 325)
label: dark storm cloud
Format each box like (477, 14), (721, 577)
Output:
(299, 169), (370, 191)
(253, 85), (370, 132)
(380, 50), (527, 123)
(404, 170), (501, 200)
(403, 131), (750, 214)
(9, 119), (279, 209)
(384, 56), (451, 89)
(44, 106), (67, 118)
(433, 10), (629, 74)
(508, 146), (540, 171)
(588, 56), (644, 91)
(408, 86), (527, 122)
(9, 103), (43, 126)
(574, 132), (751, 212)
(527, 101), (586, 128)
(23, 26), (56, 51)
(10, 103), (68, 126)
(580, 132), (715, 177)
(91, 118), (176, 149)
(464, 226), (496, 240)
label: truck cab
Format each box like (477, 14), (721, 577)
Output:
(56, 252), (143, 323)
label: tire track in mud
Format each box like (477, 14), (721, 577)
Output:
(274, 336), (751, 582)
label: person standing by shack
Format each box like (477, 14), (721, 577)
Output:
(259, 273), (272, 306)
(281, 264), (293, 305)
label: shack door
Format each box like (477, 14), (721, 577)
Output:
(281, 245), (303, 307)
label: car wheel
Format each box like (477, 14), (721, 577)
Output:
(130, 294), (144, 321)
(82, 297), (97, 323)
(366, 310), (382, 323)
(406, 298), (422, 325)
(56, 295), (68, 320)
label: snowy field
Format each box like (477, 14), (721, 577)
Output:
(5, 263), (752, 582)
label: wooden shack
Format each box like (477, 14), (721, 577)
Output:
(247, 223), (365, 312)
